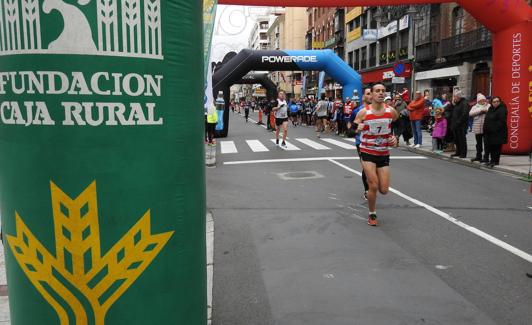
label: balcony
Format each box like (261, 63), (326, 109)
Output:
(440, 27), (491, 57)
(416, 42), (439, 62)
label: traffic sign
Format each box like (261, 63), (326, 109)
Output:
(392, 77), (406, 84)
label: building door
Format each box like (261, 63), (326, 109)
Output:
(472, 70), (491, 97)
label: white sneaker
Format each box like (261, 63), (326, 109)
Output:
(409, 143), (415, 147)
(414, 144), (421, 148)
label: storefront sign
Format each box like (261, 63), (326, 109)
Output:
(378, 16), (409, 39)
(324, 37), (337, 48)
(361, 63), (413, 84)
(363, 29), (378, 41)
(347, 27), (362, 43)
(312, 41), (325, 49)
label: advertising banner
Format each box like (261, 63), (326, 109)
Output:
(0, 1), (206, 324)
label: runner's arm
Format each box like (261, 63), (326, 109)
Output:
(354, 109), (367, 132)
(389, 107), (400, 121)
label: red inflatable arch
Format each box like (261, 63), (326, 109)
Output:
(219, 0), (532, 154)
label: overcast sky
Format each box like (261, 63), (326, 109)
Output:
(210, 5), (271, 62)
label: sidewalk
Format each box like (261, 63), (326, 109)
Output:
(401, 130), (532, 178)
(0, 243), (10, 325)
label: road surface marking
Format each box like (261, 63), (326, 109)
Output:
(270, 140), (301, 151)
(295, 138), (331, 150)
(246, 140), (269, 152)
(220, 141), (238, 154)
(528, 207), (532, 210)
(321, 138), (358, 150)
(224, 156), (427, 165)
(247, 117), (268, 129)
(328, 159), (532, 264)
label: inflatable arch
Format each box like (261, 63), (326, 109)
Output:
(234, 73), (278, 101)
(219, 0), (531, 154)
(213, 49), (362, 137)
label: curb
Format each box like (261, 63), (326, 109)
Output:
(401, 147), (530, 179)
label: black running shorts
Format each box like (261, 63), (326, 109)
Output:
(360, 152), (390, 168)
(275, 117), (288, 126)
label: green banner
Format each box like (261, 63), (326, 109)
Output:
(0, 1), (205, 324)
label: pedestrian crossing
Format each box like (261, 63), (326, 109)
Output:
(220, 138), (358, 154)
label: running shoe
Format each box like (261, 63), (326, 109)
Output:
(281, 141), (287, 149)
(367, 214), (378, 226)
(276, 139), (279, 146)
(414, 144), (421, 148)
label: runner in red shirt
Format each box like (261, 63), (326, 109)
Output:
(354, 83), (399, 226)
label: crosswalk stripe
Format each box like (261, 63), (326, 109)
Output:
(320, 138), (358, 150)
(295, 138), (331, 150)
(270, 139), (301, 151)
(246, 140), (269, 152)
(220, 141), (238, 154)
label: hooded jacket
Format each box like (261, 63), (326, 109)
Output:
(407, 97), (425, 121)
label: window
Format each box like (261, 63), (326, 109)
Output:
(348, 20), (354, 32)
(361, 47), (367, 69)
(389, 34), (397, 52)
(369, 43), (376, 67)
(452, 7), (464, 36)
(354, 49), (360, 70)
(369, 9), (377, 29)
(354, 17), (360, 28)
(360, 13), (366, 29)
(348, 51), (354, 68)
(400, 30), (409, 49)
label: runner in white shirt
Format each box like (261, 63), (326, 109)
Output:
(273, 91), (289, 148)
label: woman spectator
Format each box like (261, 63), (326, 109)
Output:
(483, 97), (508, 167)
(469, 93), (490, 162)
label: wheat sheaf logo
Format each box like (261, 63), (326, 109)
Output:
(0, 0), (162, 59)
(6, 181), (174, 325)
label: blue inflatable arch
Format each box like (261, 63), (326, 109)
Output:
(213, 49), (362, 137)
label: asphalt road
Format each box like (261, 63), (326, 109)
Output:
(207, 111), (532, 325)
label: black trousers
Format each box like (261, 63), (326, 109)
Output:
(453, 127), (467, 157)
(207, 123), (216, 142)
(475, 134), (487, 160)
(486, 144), (502, 164)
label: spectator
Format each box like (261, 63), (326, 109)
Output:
(432, 108), (447, 153)
(206, 103), (218, 146)
(399, 87), (410, 103)
(407, 91), (425, 148)
(469, 93), (490, 162)
(450, 89), (470, 158)
(392, 94), (411, 146)
(441, 93), (454, 151)
(483, 97), (508, 167)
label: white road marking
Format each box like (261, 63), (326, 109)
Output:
(220, 141), (238, 154)
(328, 159), (532, 264)
(247, 117), (268, 129)
(246, 140), (269, 152)
(528, 207), (532, 210)
(224, 156), (427, 165)
(321, 138), (358, 150)
(270, 139), (301, 151)
(295, 138), (331, 150)
(351, 214), (367, 222)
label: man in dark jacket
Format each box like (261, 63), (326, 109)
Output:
(450, 90), (470, 158)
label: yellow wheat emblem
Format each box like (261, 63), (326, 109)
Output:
(6, 181), (174, 325)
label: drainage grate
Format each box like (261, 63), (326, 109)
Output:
(277, 171), (324, 180)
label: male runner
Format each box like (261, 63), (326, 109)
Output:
(354, 84), (399, 226)
(273, 91), (289, 148)
(315, 94), (328, 138)
(349, 87), (372, 200)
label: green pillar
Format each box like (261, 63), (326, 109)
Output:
(0, 1), (205, 324)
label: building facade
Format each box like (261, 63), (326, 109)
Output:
(344, 6), (415, 94)
(267, 8), (307, 98)
(414, 4), (492, 100)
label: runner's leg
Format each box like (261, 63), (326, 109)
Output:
(376, 166), (390, 195)
(282, 121), (288, 143)
(361, 161), (379, 212)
